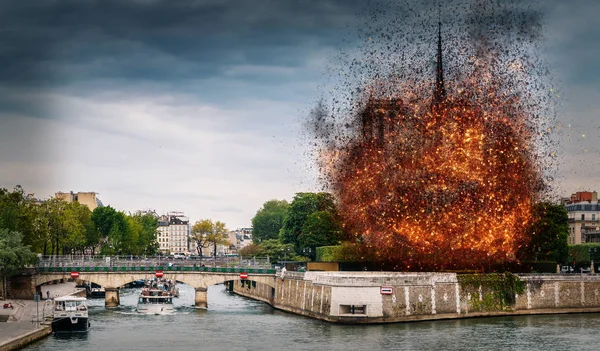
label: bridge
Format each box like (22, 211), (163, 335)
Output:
(13, 257), (277, 308)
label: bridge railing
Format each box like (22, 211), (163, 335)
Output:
(35, 255), (272, 270)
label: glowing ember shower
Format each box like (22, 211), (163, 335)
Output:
(313, 6), (550, 271)
(328, 91), (542, 270)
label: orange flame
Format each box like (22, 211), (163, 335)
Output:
(321, 80), (543, 271)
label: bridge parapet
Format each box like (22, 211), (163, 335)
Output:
(36, 266), (275, 275)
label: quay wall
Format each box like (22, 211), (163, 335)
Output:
(233, 272), (600, 323)
(0, 327), (51, 351)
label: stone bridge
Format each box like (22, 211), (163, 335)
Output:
(30, 266), (276, 308)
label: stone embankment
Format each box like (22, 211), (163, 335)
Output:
(233, 272), (600, 324)
(0, 282), (84, 351)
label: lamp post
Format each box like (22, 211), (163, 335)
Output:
(281, 246), (291, 269)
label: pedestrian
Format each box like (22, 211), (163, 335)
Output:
(46, 290), (50, 300)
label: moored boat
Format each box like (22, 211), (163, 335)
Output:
(89, 283), (105, 298)
(51, 296), (90, 333)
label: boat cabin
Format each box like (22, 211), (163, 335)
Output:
(54, 296), (88, 313)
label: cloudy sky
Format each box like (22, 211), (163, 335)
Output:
(0, 0), (598, 229)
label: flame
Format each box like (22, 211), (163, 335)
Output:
(320, 78), (543, 271)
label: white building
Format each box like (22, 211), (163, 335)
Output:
(157, 212), (190, 255)
(565, 191), (600, 245)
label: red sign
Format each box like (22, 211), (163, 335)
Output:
(240, 273), (248, 279)
(70, 271), (79, 279)
(380, 286), (394, 295)
(155, 271), (164, 278)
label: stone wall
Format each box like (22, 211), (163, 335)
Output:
(6, 275), (36, 300)
(233, 272), (600, 324)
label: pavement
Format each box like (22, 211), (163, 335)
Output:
(0, 282), (78, 342)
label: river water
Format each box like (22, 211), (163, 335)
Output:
(23, 284), (600, 351)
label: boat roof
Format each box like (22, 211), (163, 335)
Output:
(54, 296), (87, 302)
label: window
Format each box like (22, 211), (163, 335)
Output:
(582, 214), (585, 221)
(339, 304), (367, 315)
(594, 214), (597, 221)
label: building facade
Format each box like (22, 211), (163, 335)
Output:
(55, 191), (103, 211)
(157, 212), (190, 255)
(565, 191), (600, 244)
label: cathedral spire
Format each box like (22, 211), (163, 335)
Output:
(433, 15), (447, 107)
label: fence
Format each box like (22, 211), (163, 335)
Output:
(35, 255), (272, 269)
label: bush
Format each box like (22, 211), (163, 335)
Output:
(521, 261), (557, 273)
(316, 243), (361, 262)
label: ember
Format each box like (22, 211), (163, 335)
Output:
(312, 3), (552, 271)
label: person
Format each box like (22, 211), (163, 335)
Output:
(280, 266), (287, 280)
(46, 290), (50, 300)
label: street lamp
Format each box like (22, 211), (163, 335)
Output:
(281, 246), (291, 268)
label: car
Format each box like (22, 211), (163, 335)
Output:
(173, 253), (187, 260)
(561, 266), (574, 273)
(580, 267), (592, 273)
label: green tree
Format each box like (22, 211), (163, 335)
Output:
(280, 192), (338, 253)
(300, 211), (341, 260)
(97, 211), (130, 255)
(521, 202), (569, 263)
(61, 202), (87, 254)
(0, 229), (36, 297)
(133, 213), (159, 256)
(256, 239), (298, 262)
(191, 219), (230, 257)
(239, 243), (262, 257)
(0, 186), (39, 251)
(91, 206), (119, 239)
(251, 199), (289, 243)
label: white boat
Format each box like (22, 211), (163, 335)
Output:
(137, 288), (174, 315)
(51, 296), (90, 333)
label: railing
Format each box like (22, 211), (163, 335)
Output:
(36, 255), (271, 269)
(37, 265), (276, 274)
(34, 255), (275, 274)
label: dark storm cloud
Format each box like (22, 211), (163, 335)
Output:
(0, 0), (367, 88)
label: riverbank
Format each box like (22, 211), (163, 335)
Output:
(0, 282), (82, 351)
(232, 271), (600, 324)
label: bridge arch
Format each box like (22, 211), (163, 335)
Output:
(33, 271), (276, 309)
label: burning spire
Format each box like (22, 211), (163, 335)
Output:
(433, 18), (447, 107)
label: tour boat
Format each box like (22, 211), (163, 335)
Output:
(137, 288), (175, 315)
(51, 296), (90, 333)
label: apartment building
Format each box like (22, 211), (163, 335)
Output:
(55, 191), (103, 211)
(565, 191), (600, 244)
(157, 211), (190, 255)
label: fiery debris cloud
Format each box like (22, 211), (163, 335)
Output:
(311, 1), (554, 271)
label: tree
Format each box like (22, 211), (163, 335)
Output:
(133, 213), (159, 256)
(0, 186), (39, 252)
(280, 192), (338, 253)
(0, 229), (36, 297)
(251, 199), (289, 243)
(91, 206), (119, 239)
(521, 202), (569, 263)
(256, 239), (297, 262)
(191, 219), (230, 257)
(239, 243), (262, 257)
(300, 211), (341, 260)
(61, 202), (87, 254)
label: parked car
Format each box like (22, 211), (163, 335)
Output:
(173, 253), (187, 260)
(561, 266), (574, 273)
(580, 267), (592, 273)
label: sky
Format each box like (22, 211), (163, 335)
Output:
(0, 0), (599, 229)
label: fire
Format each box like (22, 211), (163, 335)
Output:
(320, 81), (543, 271)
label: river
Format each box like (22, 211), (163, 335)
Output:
(22, 284), (600, 351)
